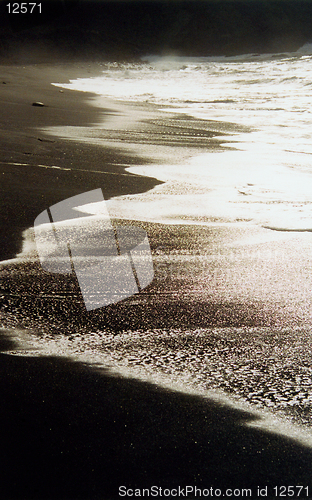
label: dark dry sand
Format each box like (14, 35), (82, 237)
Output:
(1, 64), (312, 500)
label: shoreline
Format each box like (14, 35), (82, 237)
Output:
(0, 62), (163, 262)
(2, 63), (312, 365)
(0, 61), (249, 262)
(1, 62), (312, 499)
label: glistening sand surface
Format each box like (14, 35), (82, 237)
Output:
(1, 63), (312, 499)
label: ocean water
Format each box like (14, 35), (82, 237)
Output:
(51, 44), (312, 231)
(3, 46), (312, 445)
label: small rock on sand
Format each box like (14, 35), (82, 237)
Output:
(32, 102), (45, 107)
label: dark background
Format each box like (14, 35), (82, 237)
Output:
(1, 0), (312, 62)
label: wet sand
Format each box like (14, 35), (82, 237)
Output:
(1, 63), (312, 499)
(0, 63), (163, 261)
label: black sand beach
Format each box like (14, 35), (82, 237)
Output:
(1, 333), (312, 500)
(0, 63), (164, 262)
(1, 63), (312, 500)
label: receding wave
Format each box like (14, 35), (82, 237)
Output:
(263, 226), (312, 233)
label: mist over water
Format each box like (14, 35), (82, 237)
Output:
(54, 45), (312, 231)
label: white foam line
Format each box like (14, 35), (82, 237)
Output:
(0, 257), (38, 266)
(0, 160), (143, 177)
(285, 150), (312, 155)
(38, 164), (70, 170)
(264, 225), (312, 232)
